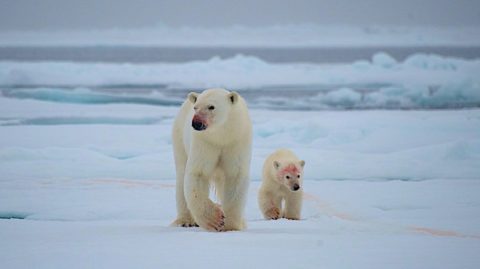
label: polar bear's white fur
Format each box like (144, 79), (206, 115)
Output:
(258, 149), (305, 220)
(171, 88), (252, 231)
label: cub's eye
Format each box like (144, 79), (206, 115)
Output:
(208, 105), (215, 110)
(286, 175), (290, 179)
(193, 106), (198, 110)
(297, 175), (300, 178)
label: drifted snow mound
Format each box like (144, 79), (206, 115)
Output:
(1, 52), (479, 109)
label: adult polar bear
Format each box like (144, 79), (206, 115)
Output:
(171, 88), (252, 231)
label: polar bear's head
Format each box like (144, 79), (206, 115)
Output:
(188, 88), (240, 131)
(273, 160), (305, 191)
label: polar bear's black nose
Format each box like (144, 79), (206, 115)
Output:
(192, 120), (207, 131)
(292, 184), (300, 191)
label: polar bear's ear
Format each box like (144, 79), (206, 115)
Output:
(273, 161), (281, 170)
(228, 91), (239, 104)
(188, 92), (198, 104)
(299, 160), (305, 168)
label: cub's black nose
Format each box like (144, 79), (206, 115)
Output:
(192, 120), (207, 131)
(292, 184), (300, 191)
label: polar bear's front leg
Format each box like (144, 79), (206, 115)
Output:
(171, 149), (197, 227)
(258, 189), (282, 220)
(184, 173), (225, 231)
(184, 146), (224, 232)
(221, 171), (249, 231)
(283, 192), (303, 220)
(220, 151), (250, 231)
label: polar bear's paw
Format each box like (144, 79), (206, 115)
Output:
(199, 203), (225, 232)
(171, 216), (198, 228)
(265, 207), (281, 220)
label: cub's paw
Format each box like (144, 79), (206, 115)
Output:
(264, 207), (281, 220)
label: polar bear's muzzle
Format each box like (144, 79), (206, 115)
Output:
(192, 120), (207, 131)
(192, 115), (208, 131)
(292, 183), (300, 191)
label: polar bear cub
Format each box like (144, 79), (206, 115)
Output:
(171, 88), (252, 231)
(258, 149), (305, 220)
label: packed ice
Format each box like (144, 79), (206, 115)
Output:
(1, 52), (479, 109)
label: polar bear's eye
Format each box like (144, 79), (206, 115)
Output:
(208, 105), (215, 110)
(286, 175), (290, 179)
(297, 175), (300, 178)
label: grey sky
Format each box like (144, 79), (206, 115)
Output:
(1, 0), (480, 31)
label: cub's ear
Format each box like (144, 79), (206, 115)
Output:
(299, 160), (305, 168)
(188, 92), (198, 104)
(273, 161), (281, 170)
(228, 91), (239, 104)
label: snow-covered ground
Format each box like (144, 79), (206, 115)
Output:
(1, 49), (480, 268)
(1, 179), (480, 269)
(1, 96), (479, 181)
(1, 92), (479, 268)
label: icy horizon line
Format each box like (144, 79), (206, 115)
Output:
(1, 24), (479, 47)
(3, 23), (480, 31)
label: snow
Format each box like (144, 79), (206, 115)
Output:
(372, 51), (398, 68)
(1, 179), (480, 269)
(1, 51), (480, 268)
(1, 94), (480, 268)
(1, 96), (479, 181)
(1, 24), (479, 47)
(2, 53), (479, 109)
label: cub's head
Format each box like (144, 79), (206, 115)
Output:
(273, 160), (305, 191)
(188, 88), (239, 131)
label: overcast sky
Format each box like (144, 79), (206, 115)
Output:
(1, 0), (479, 31)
